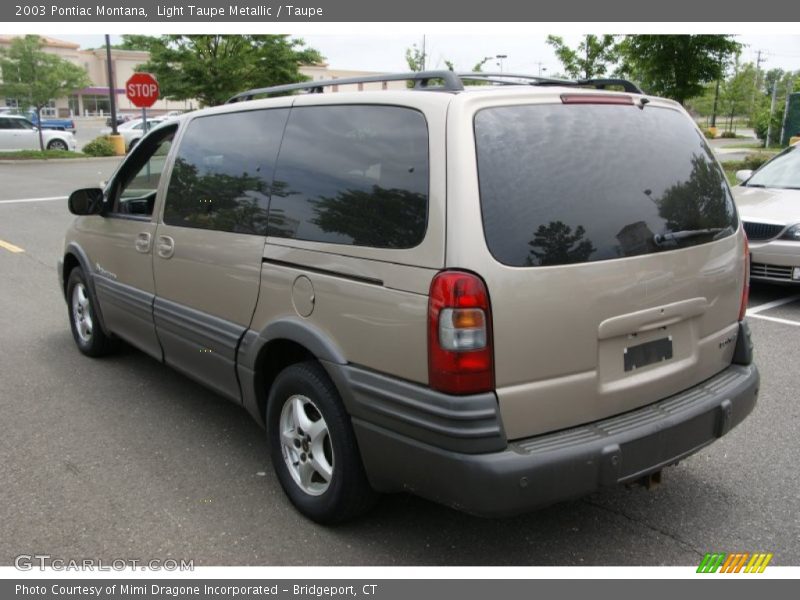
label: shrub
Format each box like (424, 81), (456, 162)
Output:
(742, 153), (771, 171)
(702, 128), (716, 139)
(720, 131), (737, 138)
(82, 136), (115, 157)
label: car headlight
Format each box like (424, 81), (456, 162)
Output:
(780, 224), (800, 241)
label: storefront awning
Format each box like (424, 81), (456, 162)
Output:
(79, 86), (126, 95)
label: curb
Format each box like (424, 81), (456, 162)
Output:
(0, 156), (124, 165)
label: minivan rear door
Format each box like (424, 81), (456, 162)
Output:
(152, 107), (290, 401)
(449, 93), (745, 439)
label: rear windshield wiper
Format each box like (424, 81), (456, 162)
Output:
(653, 228), (727, 246)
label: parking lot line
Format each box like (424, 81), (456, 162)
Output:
(0, 239), (24, 253)
(747, 313), (800, 328)
(747, 294), (800, 315)
(0, 196), (67, 205)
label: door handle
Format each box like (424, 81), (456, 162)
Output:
(156, 235), (175, 259)
(134, 232), (151, 253)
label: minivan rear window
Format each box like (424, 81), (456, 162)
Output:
(474, 104), (737, 267)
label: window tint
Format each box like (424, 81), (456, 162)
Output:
(474, 104), (737, 267)
(269, 105), (429, 249)
(164, 109), (289, 234)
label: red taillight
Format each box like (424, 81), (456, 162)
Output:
(739, 234), (750, 321)
(560, 93), (634, 105)
(428, 271), (494, 395)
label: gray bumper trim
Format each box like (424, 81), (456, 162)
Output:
(324, 363), (507, 454)
(352, 363), (759, 517)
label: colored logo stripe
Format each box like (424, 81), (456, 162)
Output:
(697, 552), (773, 573)
(745, 553), (773, 573)
(697, 553), (726, 573)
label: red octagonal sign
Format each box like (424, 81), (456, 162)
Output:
(126, 72), (159, 108)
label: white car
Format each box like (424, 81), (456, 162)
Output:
(0, 114), (77, 151)
(100, 117), (168, 151)
(734, 142), (800, 283)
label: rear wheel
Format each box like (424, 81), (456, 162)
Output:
(267, 361), (376, 523)
(47, 139), (68, 151)
(66, 268), (115, 357)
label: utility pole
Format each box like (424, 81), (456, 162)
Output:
(766, 83), (778, 148)
(779, 79), (794, 146)
(105, 35), (118, 135)
(751, 49), (766, 117)
(534, 61), (546, 76)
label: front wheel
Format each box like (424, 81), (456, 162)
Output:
(267, 361), (376, 524)
(47, 139), (68, 151)
(66, 268), (115, 357)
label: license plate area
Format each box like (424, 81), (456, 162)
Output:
(624, 337), (673, 372)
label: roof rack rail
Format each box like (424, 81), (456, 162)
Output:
(538, 77), (644, 94)
(457, 72), (575, 86)
(458, 72), (644, 94)
(226, 71), (645, 104)
(226, 70), (464, 103)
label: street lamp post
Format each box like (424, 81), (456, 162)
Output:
(496, 54), (507, 72)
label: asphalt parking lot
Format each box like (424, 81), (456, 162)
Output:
(0, 159), (798, 567)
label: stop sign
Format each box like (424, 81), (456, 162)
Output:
(126, 72), (159, 108)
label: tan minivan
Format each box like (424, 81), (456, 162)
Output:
(59, 72), (759, 523)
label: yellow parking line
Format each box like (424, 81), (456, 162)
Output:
(0, 239), (24, 253)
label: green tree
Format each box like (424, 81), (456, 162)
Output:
(137, 35), (322, 107)
(112, 35), (160, 52)
(718, 59), (756, 132)
(545, 35), (618, 79)
(616, 35), (741, 105)
(0, 35), (90, 151)
(406, 43), (426, 73)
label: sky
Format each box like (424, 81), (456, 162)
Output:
(52, 33), (800, 75)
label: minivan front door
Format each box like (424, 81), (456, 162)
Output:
(79, 124), (177, 360)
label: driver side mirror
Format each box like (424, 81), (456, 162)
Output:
(68, 188), (104, 215)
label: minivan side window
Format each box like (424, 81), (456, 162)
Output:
(268, 105), (429, 249)
(164, 109), (289, 235)
(110, 124), (175, 217)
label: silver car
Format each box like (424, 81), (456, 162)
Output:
(734, 143), (800, 283)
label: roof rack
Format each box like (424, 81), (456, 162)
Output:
(227, 70), (464, 103)
(459, 72), (644, 94)
(226, 70), (644, 103)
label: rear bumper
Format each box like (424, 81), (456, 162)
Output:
(342, 360), (759, 517)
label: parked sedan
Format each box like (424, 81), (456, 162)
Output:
(0, 114), (77, 151)
(100, 117), (167, 151)
(734, 143), (800, 283)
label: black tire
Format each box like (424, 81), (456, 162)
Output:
(266, 361), (377, 524)
(128, 138), (139, 152)
(66, 268), (116, 357)
(47, 139), (68, 151)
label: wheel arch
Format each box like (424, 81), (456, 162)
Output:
(62, 243), (111, 336)
(238, 318), (348, 427)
